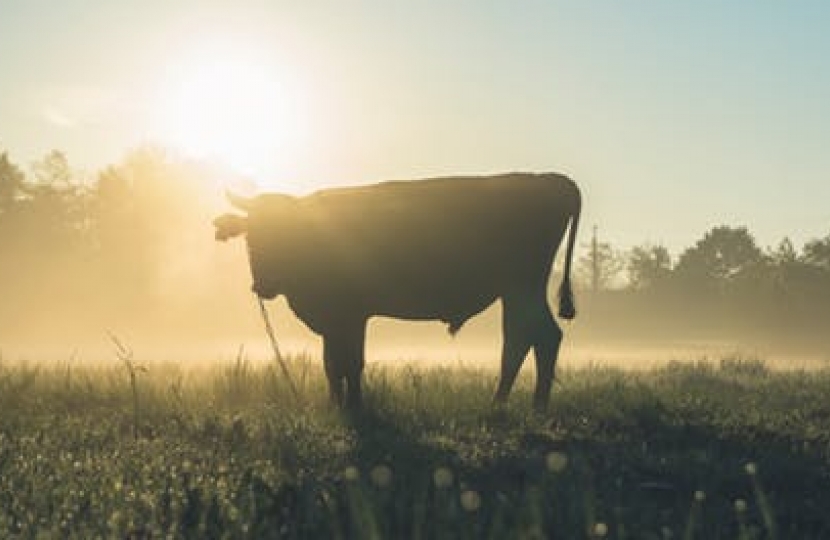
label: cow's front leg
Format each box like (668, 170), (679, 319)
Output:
(493, 294), (534, 405)
(322, 319), (367, 411)
(323, 339), (345, 407)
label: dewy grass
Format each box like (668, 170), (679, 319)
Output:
(0, 354), (828, 537)
(107, 332), (146, 441)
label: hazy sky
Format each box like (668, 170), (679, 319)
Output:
(1, 1), (829, 252)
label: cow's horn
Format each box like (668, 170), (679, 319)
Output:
(226, 191), (255, 212)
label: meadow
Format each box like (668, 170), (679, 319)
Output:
(0, 352), (828, 539)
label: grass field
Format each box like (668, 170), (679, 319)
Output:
(1, 352), (828, 538)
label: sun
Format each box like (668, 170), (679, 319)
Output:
(153, 39), (308, 183)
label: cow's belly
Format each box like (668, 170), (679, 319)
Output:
(360, 272), (500, 333)
(283, 238), (545, 334)
(372, 288), (498, 327)
(285, 272), (500, 335)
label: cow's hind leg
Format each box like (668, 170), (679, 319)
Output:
(494, 291), (564, 412)
(531, 302), (563, 413)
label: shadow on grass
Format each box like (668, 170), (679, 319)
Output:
(335, 399), (830, 539)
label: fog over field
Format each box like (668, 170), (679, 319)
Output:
(0, 150), (827, 370)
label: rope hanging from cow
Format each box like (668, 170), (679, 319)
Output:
(257, 296), (302, 403)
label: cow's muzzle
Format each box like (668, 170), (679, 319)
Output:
(252, 284), (278, 300)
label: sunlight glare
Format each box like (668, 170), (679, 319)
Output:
(153, 39), (309, 186)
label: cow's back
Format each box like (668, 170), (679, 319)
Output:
(287, 173), (576, 325)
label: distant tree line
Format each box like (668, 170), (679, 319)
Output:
(0, 148), (226, 337)
(574, 226), (830, 349)
(1, 147), (828, 350)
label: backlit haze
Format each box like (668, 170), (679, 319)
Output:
(1, 1), (829, 366)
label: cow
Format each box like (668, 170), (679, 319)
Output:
(214, 172), (581, 412)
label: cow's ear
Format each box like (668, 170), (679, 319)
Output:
(213, 213), (248, 241)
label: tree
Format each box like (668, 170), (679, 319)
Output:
(803, 234), (830, 270)
(766, 237), (805, 299)
(674, 226), (765, 291)
(769, 237), (798, 265)
(90, 146), (217, 309)
(32, 149), (72, 187)
(0, 151), (25, 212)
(627, 244), (672, 290)
(24, 150), (90, 248)
(0, 152), (27, 290)
(577, 226), (624, 292)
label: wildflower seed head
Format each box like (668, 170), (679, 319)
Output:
(593, 522), (608, 537)
(460, 490), (481, 512)
(342, 466), (359, 482)
(734, 499), (747, 513)
(744, 462), (757, 476)
(370, 465), (392, 488)
(433, 467), (454, 489)
(694, 490), (706, 502)
(546, 451), (569, 473)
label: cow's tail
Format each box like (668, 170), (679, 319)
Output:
(557, 180), (581, 320)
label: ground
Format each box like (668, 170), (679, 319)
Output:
(0, 353), (828, 538)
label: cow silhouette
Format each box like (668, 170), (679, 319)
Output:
(214, 172), (581, 412)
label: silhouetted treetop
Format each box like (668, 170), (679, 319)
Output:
(627, 244), (672, 290)
(674, 226), (765, 290)
(803, 234), (830, 270)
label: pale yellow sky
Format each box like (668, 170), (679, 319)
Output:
(1, 1), (829, 252)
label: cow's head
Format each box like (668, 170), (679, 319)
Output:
(214, 191), (297, 300)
